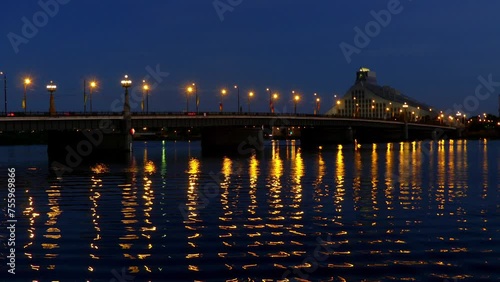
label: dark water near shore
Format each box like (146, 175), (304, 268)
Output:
(0, 139), (499, 281)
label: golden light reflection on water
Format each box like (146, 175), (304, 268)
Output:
(89, 163), (106, 261)
(141, 147), (156, 265)
(42, 183), (62, 265)
(481, 139), (488, 199)
(248, 154), (259, 216)
(119, 155), (140, 266)
(184, 157), (202, 272)
(219, 156), (233, 247)
(352, 144), (362, 209)
(371, 144), (379, 212)
(334, 145), (345, 218)
(312, 150), (326, 216)
(290, 144), (304, 221)
(23, 188), (39, 263)
(17, 139), (497, 279)
(268, 140), (283, 223)
(385, 143), (394, 212)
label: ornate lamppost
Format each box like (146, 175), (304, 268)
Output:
(47, 81), (57, 116)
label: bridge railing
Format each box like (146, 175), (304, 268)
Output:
(0, 111), (453, 127)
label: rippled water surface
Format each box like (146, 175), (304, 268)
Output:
(1, 140), (499, 281)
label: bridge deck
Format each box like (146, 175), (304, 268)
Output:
(0, 112), (455, 132)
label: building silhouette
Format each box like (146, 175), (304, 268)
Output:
(327, 68), (436, 122)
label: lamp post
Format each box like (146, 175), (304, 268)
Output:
(143, 80), (150, 113)
(248, 91), (254, 112)
(267, 88), (272, 113)
(294, 93), (300, 114)
(0, 72), (6, 115)
(46, 81), (57, 116)
(272, 93), (278, 113)
(234, 85), (240, 113)
(89, 81), (97, 113)
(121, 75), (132, 115)
(313, 93), (318, 115)
(186, 86), (193, 112)
(220, 88), (227, 112)
(83, 80), (87, 113)
(333, 94), (338, 116)
(23, 78), (31, 114)
(315, 97), (320, 115)
(193, 83), (198, 113)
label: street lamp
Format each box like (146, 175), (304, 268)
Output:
(0, 72), (6, 115)
(121, 75), (132, 115)
(248, 91), (254, 112)
(89, 81), (97, 113)
(294, 94), (300, 114)
(186, 85), (193, 112)
(23, 78), (31, 114)
(234, 85), (240, 113)
(313, 93), (318, 115)
(272, 93), (278, 113)
(193, 83), (198, 113)
(267, 88), (272, 113)
(46, 81), (57, 116)
(220, 88), (227, 112)
(142, 80), (150, 113)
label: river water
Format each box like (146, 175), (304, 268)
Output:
(0, 139), (498, 281)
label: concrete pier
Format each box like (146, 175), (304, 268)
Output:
(47, 130), (132, 157)
(201, 127), (263, 155)
(300, 127), (354, 147)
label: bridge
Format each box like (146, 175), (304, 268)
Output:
(0, 111), (458, 157)
(0, 112), (455, 131)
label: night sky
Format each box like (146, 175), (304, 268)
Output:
(2, 0), (500, 115)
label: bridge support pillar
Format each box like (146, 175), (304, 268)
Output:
(201, 127), (263, 155)
(47, 130), (132, 163)
(300, 127), (354, 147)
(403, 123), (409, 140)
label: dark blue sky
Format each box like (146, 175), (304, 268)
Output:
(2, 0), (500, 115)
